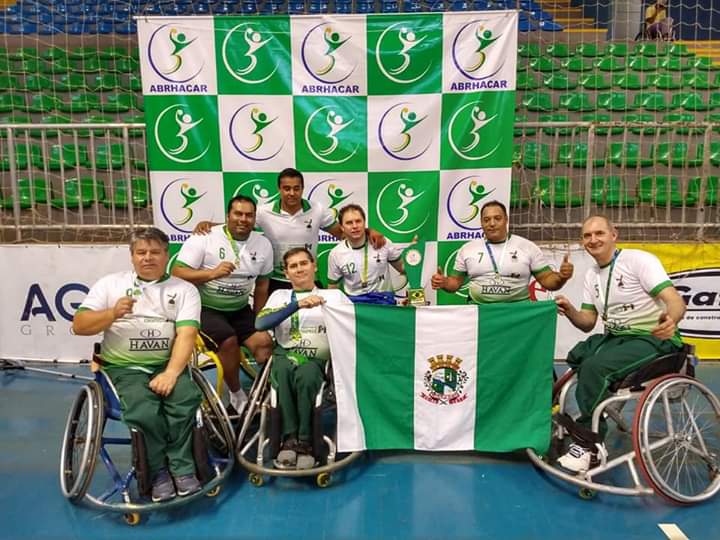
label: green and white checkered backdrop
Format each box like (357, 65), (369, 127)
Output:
(138, 12), (517, 304)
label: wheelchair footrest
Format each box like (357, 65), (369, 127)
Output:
(554, 413), (602, 447)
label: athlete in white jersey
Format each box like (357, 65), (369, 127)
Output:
(555, 215), (686, 472)
(256, 247), (350, 470)
(173, 196), (273, 414)
(328, 204), (405, 304)
(73, 228), (204, 502)
(432, 201), (574, 303)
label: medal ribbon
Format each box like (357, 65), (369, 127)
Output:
(224, 226), (247, 267)
(485, 235), (510, 277)
(596, 249), (621, 322)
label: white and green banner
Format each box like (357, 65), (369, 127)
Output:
(138, 12), (517, 303)
(324, 301), (556, 453)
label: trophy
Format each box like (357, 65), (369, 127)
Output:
(402, 241), (427, 306)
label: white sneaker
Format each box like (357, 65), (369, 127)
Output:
(557, 442), (607, 472)
(229, 389), (248, 416)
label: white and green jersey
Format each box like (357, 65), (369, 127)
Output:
(327, 239), (403, 296)
(175, 225), (273, 312)
(262, 288), (350, 361)
(581, 248), (680, 344)
(452, 234), (551, 303)
(257, 199), (336, 281)
(77, 271), (201, 369)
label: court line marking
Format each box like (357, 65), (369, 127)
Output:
(658, 523), (690, 540)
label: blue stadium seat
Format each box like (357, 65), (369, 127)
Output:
(288, 0), (305, 13)
(403, 0), (423, 11)
(356, 1), (376, 13)
(334, 0), (352, 13)
(240, 1), (259, 13)
(428, 0), (445, 11)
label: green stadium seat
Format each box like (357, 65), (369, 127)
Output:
(102, 57), (135, 74)
(0, 75), (23, 92)
(662, 112), (701, 135)
(101, 93), (134, 113)
(623, 113), (659, 135)
(517, 60), (529, 73)
(659, 56), (689, 71)
(580, 113), (623, 135)
(533, 176), (583, 207)
(650, 72), (681, 90)
(513, 114), (537, 137)
(510, 178), (529, 208)
(706, 113), (720, 133)
(637, 176), (684, 206)
(695, 142), (720, 166)
(575, 43), (601, 57)
(44, 143), (91, 170)
(682, 72), (720, 90)
(58, 94), (101, 114)
(0, 114), (30, 138)
(93, 143), (126, 170)
(591, 176), (636, 207)
(688, 57), (720, 72)
(653, 142), (703, 167)
(0, 178), (49, 209)
(134, 96), (144, 112)
(518, 142), (553, 169)
(69, 47), (98, 60)
(132, 158), (147, 172)
(24, 74), (53, 92)
(10, 59), (40, 74)
(103, 177), (149, 208)
(519, 43), (542, 57)
(578, 73), (611, 90)
(540, 113), (574, 136)
(521, 91), (554, 112)
(41, 47), (69, 62)
(29, 114), (71, 138)
(125, 73), (143, 92)
(607, 142), (653, 168)
(556, 142), (605, 168)
(628, 56), (656, 72)
(612, 72), (647, 90)
(41, 58), (71, 75)
(72, 56), (101, 73)
(594, 56), (625, 71)
(529, 57), (557, 72)
(665, 43), (692, 57)
(9, 47), (39, 61)
(517, 72), (540, 90)
(560, 57), (593, 72)
(0, 144), (41, 171)
(543, 72), (577, 90)
(597, 91), (634, 112)
(546, 43), (572, 58)
(55, 73), (87, 92)
(0, 94), (26, 113)
(89, 74), (122, 92)
(113, 114), (146, 138)
(709, 92), (720, 109)
(26, 94), (60, 114)
(686, 176), (719, 206)
(558, 92), (596, 112)
(633, 42), (660, 57)
(633, 91), (670, 112)
(99, 46), (128, 61)
(0, 57), (9, 72)
(51, 177), (105, 209)
(605, 43), (629, 57)
(75, 114), (113, 138)
(672, 91), (711, 112)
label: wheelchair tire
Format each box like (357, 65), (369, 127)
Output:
(191, 367), (235, 458)
(59, 381), (104, 502)
(633, 374), (720, 505)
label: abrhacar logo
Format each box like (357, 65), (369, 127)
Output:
(301, 22), (356, 84)
(446, 175), (496, 229)
(222, 23), (278, 84)
(229, 102), (284, 161)
(378, 102), (432, 161)
(307, 178), (354, 220)
(148, 24), (204, 83)
(160, 178), (207, 233)
(376, 178), (428, 234)
(154, 104), (211, 163)
(451, 20), (503, 81)
(232, 178), (279, 206)
(304, 105), (358, 164)
(447, 101), (500, 161)
(375, 23), (431, 84)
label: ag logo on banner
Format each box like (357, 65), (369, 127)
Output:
(305, 172), (369, 241)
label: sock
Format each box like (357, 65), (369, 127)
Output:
(229, 388), (248, 414)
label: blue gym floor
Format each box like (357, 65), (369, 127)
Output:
(2, 363), (718, 540)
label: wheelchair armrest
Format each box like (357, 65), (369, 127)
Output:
(609, 343), (694, 393)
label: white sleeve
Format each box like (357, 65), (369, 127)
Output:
(581, 271), (598, 311)
(452, 245), (468, 275)
(176, 284), (201, 324)
(634, 251), (673, 297)
(385, 240), (404, 262)
(259, 238), (274, 277)
(527, 241), (552, 274)
(176, 234), (206, 269)
(327, 249), (343, 282)
(79, 275), (113, 311)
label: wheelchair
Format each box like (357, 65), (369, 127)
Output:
(527, 344), (720, 504)
(59, 347), (235, 525)
(235, 354), (363, 488)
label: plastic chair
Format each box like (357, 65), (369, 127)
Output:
(24, 75), (53, 92)
(529, 57), (557, 72)
(0, 75), (23, 92)
(607, 142), (653, 168)
(101, 93), (133, 113)
(0, 94), (26, 113)
(519, 142), (553, 169)
(103, 177), (149, 208)
(51, 177), (105, 209)
(543, 72), (577, 90)
(26, 94), (60, 114)
(591, 176), (636, 207)
(597, 91), (634, 112)
(510, 177), (529, 208)
(521, 91), (554, 112)
(665, 43), (692, 57)
(519, 43), (542, 58)
(628, 56), (656, 72)
(682, 72), (719, 90)
(556, 142), (605, 168)
(513, 115), (537, 137)
(580, 113), (623, 136)
(653, 142), (702, 168)
(658, 57), (689, 72)
(0, 177), (49, 209)
(45, 143), (91, 170)
(575, 43), (601, 58)
(671, 92), (711, 112)
(612, 73), (647, 90)
(686, 176), (719, 206)
(633, 42), (660, 57)
(517, 73), (540, 90)
(578, 73), (611, 90)
(633, 91), (670, 112)
(649, 73), (681, 90)
(662, 113), (701, 135)
(623, 113), (659, 135)
(561, 57), (593, 72)
(28, 114), (71, 138)
(56, 73), (88, 92)
(604, 43), (628, 57)
(88, 74), (122, 92)
(540, 113), (573, 136)
(558, 92), (595, 112)
(687, 57), (719, 72)
(637, 176), (684, 207)
(58, 94), (101, 114)
(533, 176), (582, 207)
(546, 43), (571, 58)
(93, 143), (125, 170)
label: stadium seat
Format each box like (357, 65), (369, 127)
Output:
(623, 113), (659, 135)
(110, 114), (145, 138)
(540, 113), (573, 136)
(546, 43), (571, 58)
(518, 43), (542, 58)
(0, 144), (41, 171)
(42, 46), (69, 63)
(26, 94), (59, 113)
(101, 93), (133, 113)
(517, 142), (552, 169)
(633, 91), (670, 112)
(29, 114), (71, 138)
(0, 114), (30, 138)
(671, 92), (711, 112)
(51, 177), (105, 209)
(653, 142), (703, 168)
(558, 92), (595, 112)
(125, 73), (142, 93)
(633, 42), (660, 57)
(613, 72), (647, 90)
(41, 58), (72, 74)
(56, 73), (88, 92)
(706, 113), (720, 133)
(521, 91), (554, 112)
(665, 43), (692, 57)
(658, 57), (689, 72)
(560, 57), (592, 72)
(89, 74), (122, 92)
(591, 176), (636, 207)
(517, 73), (540, 90)
(607, 142), (653, 168)
(686, 176), (719, 206)
(637, 176), (684, 207)
(93, 143), (125, 170)
(695, 142), (720, 166)
(513, 115), (537, 137)
(69, 47), (98, 60)
(594, 56), (625, 72)
(556, 142), (605, 168)
(72, 56), (101, 73)
(662, 112), (701, 135)
(529, 57), (557, 72)
(575, 43), (601, 58)
(650, 73), (681, 90)
(9, 47), (39, 61)
(682, 72), (720, 90)
(0, 177), (49, 209)
(688, 57), (720, 72)
(604, 43), (629, 57)
(45, 143), (91, 170)
(0, 94), (26, 113)
(543, 72), (576, 90)
(577, 73), (611, 90)
(597, 91), (634, 112)
(103, 177), (149, 208)
(709, 92), (720, 109)
(0, 75), (23, 92)
(24, 75), (53, 92)
(628, 56), (656, 72)
(58, 93), (101, 114)
(580, 113), (623, 135)
(533, 176), (582, 207)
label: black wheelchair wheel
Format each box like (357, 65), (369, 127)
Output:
(59, 381), (104, 502)
(192, 367), (235, 458)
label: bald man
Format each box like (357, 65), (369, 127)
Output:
(555, 215), (686, 472)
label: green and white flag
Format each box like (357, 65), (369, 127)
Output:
(324, 302), (556, 453)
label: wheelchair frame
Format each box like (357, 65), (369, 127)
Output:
(527, 347), (720, 504)
(59, 364), (236, 524)
(235, 355), (363, 488)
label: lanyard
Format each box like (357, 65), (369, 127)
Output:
(130, 273), (159, 297)
(596, 249), (620, 321)
(224, 226), (247, 267)
(289, 289), (315, 342)
(485, 235), (510, 277)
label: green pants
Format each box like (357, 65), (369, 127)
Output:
(270, 348), (326, 442)
(104, 365), (202, 476)
(567, 333), (681, 439)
